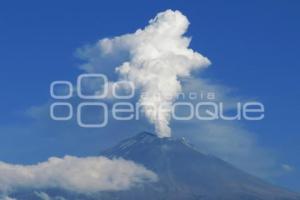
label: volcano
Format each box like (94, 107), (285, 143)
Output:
(10, 132), (300, 200)
(99, 132), (300, 200)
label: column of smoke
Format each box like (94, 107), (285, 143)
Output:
(81, 10), (211, 137)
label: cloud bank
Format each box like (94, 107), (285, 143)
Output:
(0, 156), (157, 194)
(78, 10), (210, 137)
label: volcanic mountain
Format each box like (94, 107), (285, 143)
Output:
(99, 132), (300, 200)
(10, 132), (300, 200)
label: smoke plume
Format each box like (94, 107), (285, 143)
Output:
(78, 10), (211, 137)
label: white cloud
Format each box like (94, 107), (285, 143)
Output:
(78, 9), (210, 137)
(0, 156), (157, 194)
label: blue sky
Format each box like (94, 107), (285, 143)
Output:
(0, 0), (299, 192)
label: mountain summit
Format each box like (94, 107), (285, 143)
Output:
(101, 132), (300, 200)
